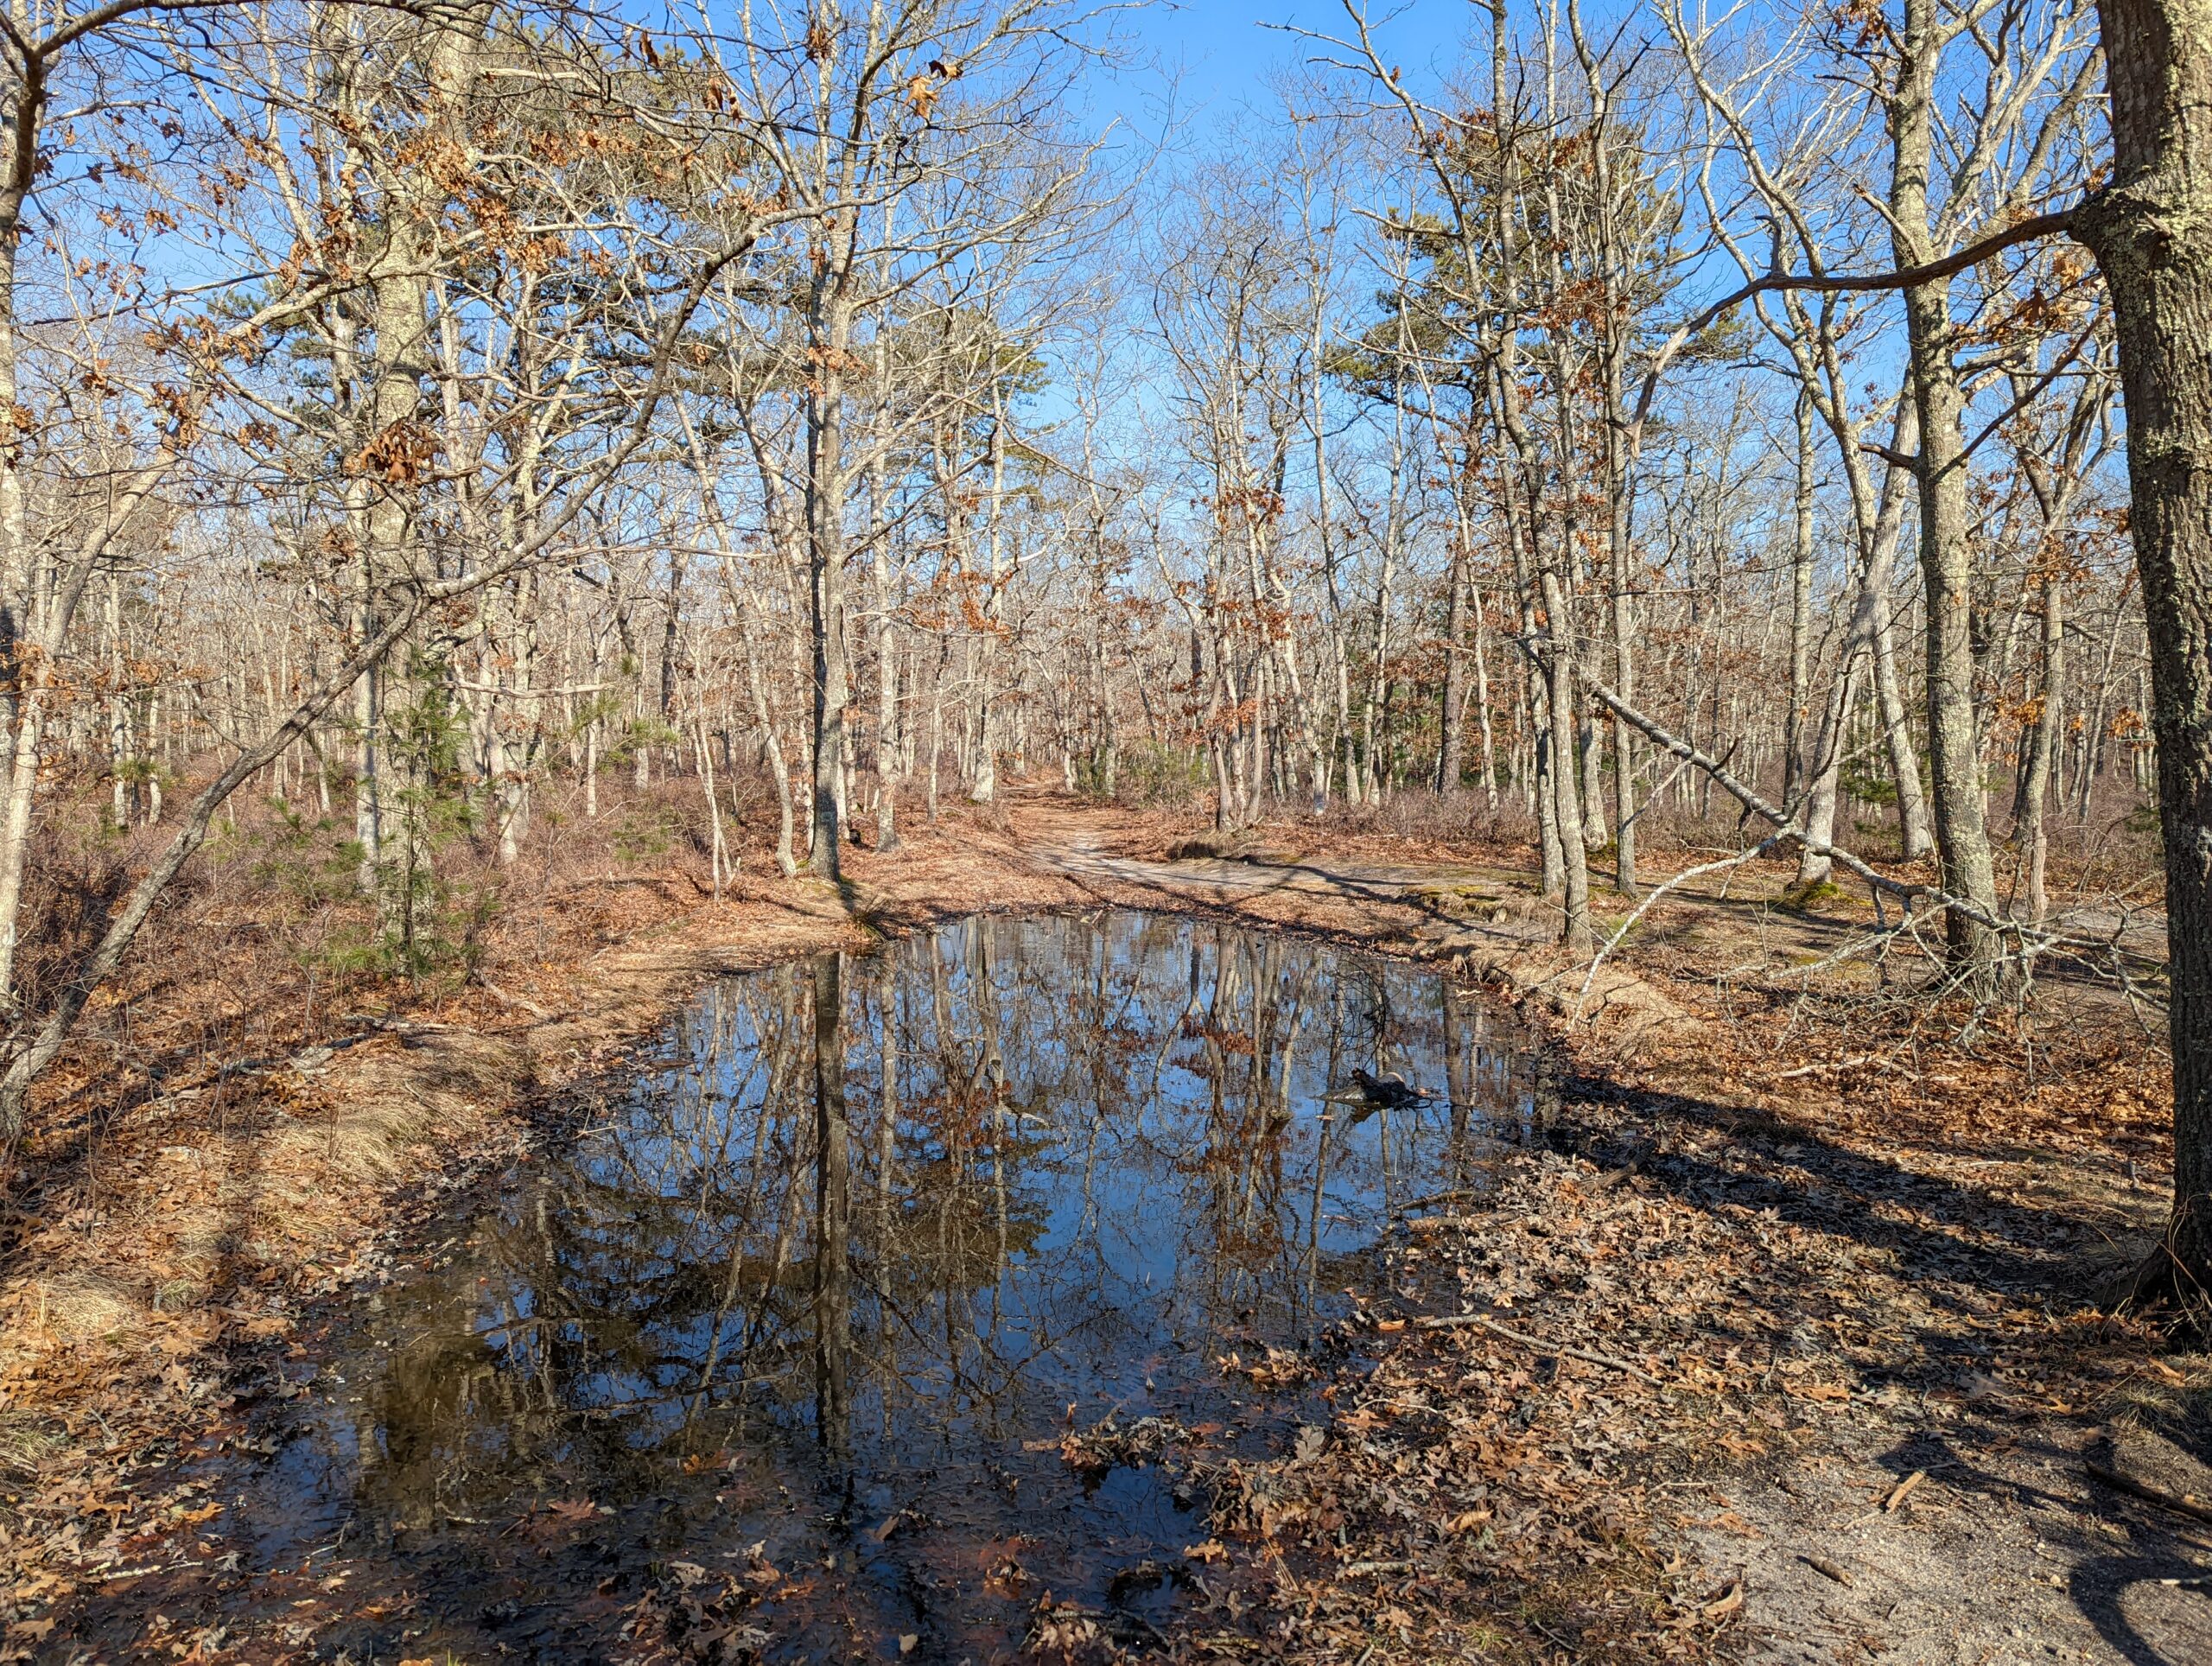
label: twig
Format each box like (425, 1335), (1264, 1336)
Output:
(1342, 1559), (1414, 1578)
(2085, 1459), (2212, 1526)
(1885, 1469), (1927, 1511)
(1802, 1554), (1854, 1587)
(1413, 1313), (1662, 1385)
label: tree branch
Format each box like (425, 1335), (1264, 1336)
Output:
(1632, 207), (2079, 435)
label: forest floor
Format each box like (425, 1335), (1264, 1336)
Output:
(1, 786), (2206, 1664)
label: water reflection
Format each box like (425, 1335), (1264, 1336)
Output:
(274, 912), (1532, 1657)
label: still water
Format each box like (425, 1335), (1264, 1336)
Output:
(213, 911), (1534, 1661)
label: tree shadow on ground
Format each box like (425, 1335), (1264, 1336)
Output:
(1544, 1068), (2105, 1308)
(1508, 1069), (2212, 1661)
(1853, 1427), (2212, 1666)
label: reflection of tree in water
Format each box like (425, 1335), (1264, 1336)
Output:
(348, 912), (1529, 1534)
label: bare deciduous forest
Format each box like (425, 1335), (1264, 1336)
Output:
(1, 0), (2209, 1659)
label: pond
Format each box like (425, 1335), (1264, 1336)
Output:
(183, 910), (1537, 1662)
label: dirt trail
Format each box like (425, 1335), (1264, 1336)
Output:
(1033, 824), (1503, 898)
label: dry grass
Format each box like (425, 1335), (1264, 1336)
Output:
(16, 1274), (138, 1353)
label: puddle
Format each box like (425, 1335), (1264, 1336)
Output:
(97, 911), (1537, 1662)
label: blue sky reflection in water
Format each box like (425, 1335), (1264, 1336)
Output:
(221, 911), (1534, 1661)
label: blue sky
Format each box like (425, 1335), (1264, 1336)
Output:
(1107, 1), (1479, 130)
(1128, 1), (1471, 75)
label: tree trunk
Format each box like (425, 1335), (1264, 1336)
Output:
(870, 337), (901, 855)
(0, 48), (48, 1012)
(805, 282), (853, 878)
(1785, 390), (1816, 811)
(1438, 533), (1468, 795)
(969, 398), (1008, 807)
(2019, 575), (2063, 922)
(2076, 0), (2212, 1289)
(1802, 406), (1912, 878)
(1893, 0), (2002, 972)
(1541, 569), (1594, 953)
